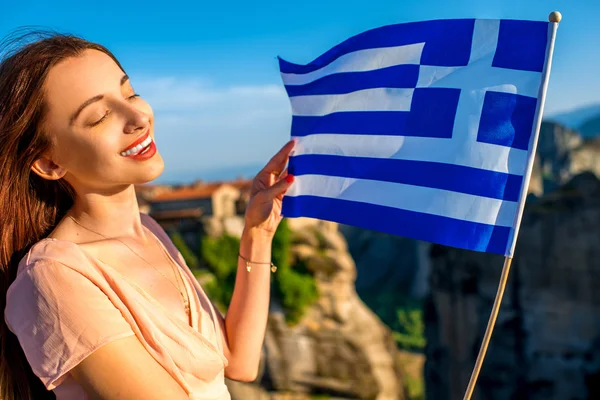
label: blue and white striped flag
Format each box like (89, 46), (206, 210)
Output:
(279, 18), (557, 257)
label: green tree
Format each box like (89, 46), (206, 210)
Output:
(276, 262), (318, 324)
(271, 218), (291, 271)
(199, 234), (240, 309)
(272, 219), (319, 325)
(168, 231), (199, 268)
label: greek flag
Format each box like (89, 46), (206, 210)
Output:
(279, 18), (557, 256)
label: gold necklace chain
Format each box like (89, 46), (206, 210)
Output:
(67, 214), (190, 320)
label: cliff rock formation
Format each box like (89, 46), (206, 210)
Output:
(425, 172), (600, 400)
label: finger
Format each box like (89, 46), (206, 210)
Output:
(263, 173), (295, 200)
(260, 139), (296, 175)
(270, 167), (288, 178)
(270, 167), (288, 185)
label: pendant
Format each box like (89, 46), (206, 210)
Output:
(246, 261), (251, 272)
(185, 303), (191, 325)
(271, 264), (277, 273)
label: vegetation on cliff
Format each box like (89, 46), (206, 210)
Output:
(394, 307), (426, 351)
(358, 288), (426, 352)
(271, 219), (319, 324)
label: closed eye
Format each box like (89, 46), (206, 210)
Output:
(89, 94), (139, 127)
(89, 110), (111, 127)
(87, 92), (141, 127)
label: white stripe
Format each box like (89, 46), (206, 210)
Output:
(281, 43), (425, 86)
(287, 174), (518, 227)
(289, 88), (414, 116)
(292, 134), (528, 175)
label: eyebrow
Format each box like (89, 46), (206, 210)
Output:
(69, 74), (131, 125)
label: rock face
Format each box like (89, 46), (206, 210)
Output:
(537, 121), (583, 193)
(536, 122), (600, 194)
(340, 225), (427, 298)
(571, 138), (600, 178)
(424, 172), (600, 400)
(248, 220), (407, 400)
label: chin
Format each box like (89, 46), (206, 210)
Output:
(134, 153), (165, 184)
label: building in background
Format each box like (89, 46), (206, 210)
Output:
(135, 184), (172, 214)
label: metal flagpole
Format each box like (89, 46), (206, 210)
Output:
(462, 11), (562, 400)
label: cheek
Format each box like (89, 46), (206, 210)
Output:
(56, 130), (120, 169)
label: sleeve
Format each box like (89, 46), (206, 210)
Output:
(5, 259), (135, 390)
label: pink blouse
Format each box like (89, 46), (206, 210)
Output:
(5, 214), (231, 400)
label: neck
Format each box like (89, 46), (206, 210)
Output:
(68, 184), (146, 240)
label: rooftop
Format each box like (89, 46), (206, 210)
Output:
(139, 177), (254, 203)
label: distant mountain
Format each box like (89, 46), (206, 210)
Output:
(579, 115), (600, 138)
(545, 103), (600, 130)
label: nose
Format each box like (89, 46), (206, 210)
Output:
(123, 105), (150, 135)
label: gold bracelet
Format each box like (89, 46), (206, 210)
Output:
(238, 253), (277, 273)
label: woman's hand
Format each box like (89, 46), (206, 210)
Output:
(243, 139), (296, 237)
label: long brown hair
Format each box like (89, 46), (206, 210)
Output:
(0, 28), (125, 400)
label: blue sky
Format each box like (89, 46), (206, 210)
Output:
(1, 1), (598, 183)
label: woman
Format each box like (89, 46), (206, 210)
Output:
(0, 30), (295, 400)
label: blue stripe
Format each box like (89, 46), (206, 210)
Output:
(291, 112), (412, 137)
(284, 65), (419, 97)
(279, 19), (475, 74)
(282, 196), (511, 255)
(288, 154), (523, 201)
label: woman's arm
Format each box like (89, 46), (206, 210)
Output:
(217, 140), (296, 381)
(71, 335), (189, 399)
(220, 229), (273, 381)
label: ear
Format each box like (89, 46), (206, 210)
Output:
(31, 157), (67, 180)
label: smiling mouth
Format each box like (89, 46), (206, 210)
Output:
(120, 135), (153, 157)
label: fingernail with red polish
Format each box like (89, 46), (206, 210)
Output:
(286, 174), (295, 183)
